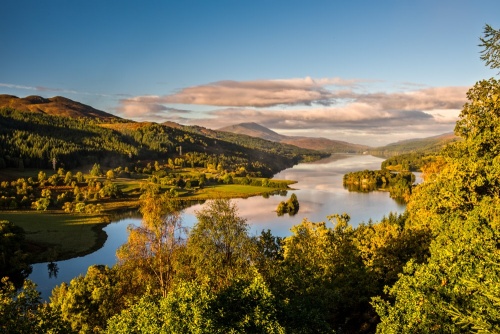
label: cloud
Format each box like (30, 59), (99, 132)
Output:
(114, 96), (194, 122)
(117, 77), (365, 109)
(111, 78), (469, 145)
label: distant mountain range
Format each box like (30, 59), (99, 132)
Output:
(0, 94), (460, 155)
(219, 122), (369, 153)
(219, 122), (460, 155)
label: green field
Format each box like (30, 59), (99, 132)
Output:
(182, 184), (288, 200)
(0, 211), (107, 262)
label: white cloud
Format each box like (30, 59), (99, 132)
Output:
(114, 78), (469, 145)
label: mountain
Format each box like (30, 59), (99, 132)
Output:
(369, 132), (460, 156)
(219, 122), (285, 142)
(0, 94), (120, 120)
(219, 122), (368, 153)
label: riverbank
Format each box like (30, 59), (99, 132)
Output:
(1, 178), (296, 263)
(1, 211), (108, 263)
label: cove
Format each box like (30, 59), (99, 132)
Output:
(28, 154), (407, 300)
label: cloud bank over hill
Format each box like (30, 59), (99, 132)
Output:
(115, 77), (468, 145)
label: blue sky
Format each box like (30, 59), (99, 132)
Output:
(1, 0), (499, 145)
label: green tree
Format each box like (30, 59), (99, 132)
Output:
(375, 27), (500, 333)
(186, 198), (255, 290)
(38, 170), (47, 184)
(374, 198), (500, 333)
(0, 220), (31, 281)
(32, 197), (50, 211)
(0, 277), (72, 334)
(286, 193), (299, 215)
(90, 163), (102, 177)
(106, 169), (115, 180)
(75, 171), (84, 183)
(480, 24), (500, 71)
(279, 214), (375, 333)
(50, 265), (122, 333)
(106, 272), (284, 334)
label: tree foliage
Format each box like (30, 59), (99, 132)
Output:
(0, 277), (71, 333)
(480, 24), (500, 71)
(50, 265), (122, 333)
(375, 29), (500, 332)
(0, 220), (31, 282)
(186, 198), (255, 290)
(117, 192), (185, 298)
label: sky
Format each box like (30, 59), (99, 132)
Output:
(1, 0), (499, 146)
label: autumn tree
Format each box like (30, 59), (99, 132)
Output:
(116, 191), (185, 297)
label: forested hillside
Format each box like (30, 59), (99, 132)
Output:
(369, 132), (460, 157)
(0, 107), (325, 177)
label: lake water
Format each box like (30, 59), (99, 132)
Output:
(28, 154), (407, 300)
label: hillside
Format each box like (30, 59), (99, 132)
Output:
(219, 122), (285, 142)
(369, 132), (460, 157)
(219, 122), (369, 153)
(0, 94), (120, 121)
(0, 104), (324, 177)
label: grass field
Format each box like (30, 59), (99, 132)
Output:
(183, 184), (281, 200)
(0, 211), (107, 262)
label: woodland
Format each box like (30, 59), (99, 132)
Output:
(1, 24), (500, 333)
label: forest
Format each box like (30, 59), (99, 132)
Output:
(1, 24), (500, 333)
(0, 107), (325, 176)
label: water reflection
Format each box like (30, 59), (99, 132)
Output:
(183, 154), (406, 237)
(47, 262), (59, 279)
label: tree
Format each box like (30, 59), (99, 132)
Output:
(0, 220), (31, 281)
(106, 169), (115, 180)
(64, 171), (73, 185)
(50, 265), (122, 333)
(106, 273), (285, 334)
(75, 171), (84, 183)
(90, 163), (102, 177)
(375, 26), (500, 332)
(480, 24), (500, 71)
(37, 170), (47, 184)
(374, 198), (500, 333)
(286, 193), (299, 215)
(32, 197), (50, 211)
(117, 192), (185, 298)
(279, 214), (376, 333)
(0, 278), (72, 333)
(186, 198), (255, 290)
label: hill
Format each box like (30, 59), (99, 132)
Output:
(0, 104), (325, 177)
(219, 122), (368, 153)
(219, 122), (285, 142)
(369, 132), (460, 157)
(0, 94), (120, 120)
